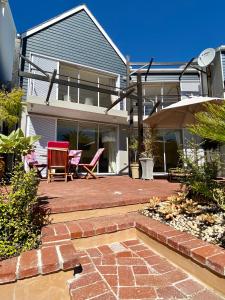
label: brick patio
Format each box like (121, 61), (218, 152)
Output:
(2, 177), (225, 299)
(69, 240), (223, 300)
(38, 176), (180, 213)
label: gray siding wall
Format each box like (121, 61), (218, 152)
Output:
(211, 51), (224, 98)
(21, 9), (126, 97)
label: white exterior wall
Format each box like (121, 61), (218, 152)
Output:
(26, 115), (57, 174)
(180, 80), (201, 99)
(0, 0), (16, 84)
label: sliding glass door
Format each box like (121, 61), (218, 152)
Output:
(154, 129), (182, 173)
(99, 125), (117, 173)
(57, 119), (117, 173)
(78, 122), (98, 165)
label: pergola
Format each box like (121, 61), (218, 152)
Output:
(19, 55), (193, 174)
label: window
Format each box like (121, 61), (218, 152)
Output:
(58, 62), (119, 109)
(58, 64), (78, 102)
(143, 83), (180, 115)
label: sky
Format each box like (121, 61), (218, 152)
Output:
(9, 0), (225, 62)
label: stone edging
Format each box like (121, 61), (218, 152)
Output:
(1, 212), (225, 284)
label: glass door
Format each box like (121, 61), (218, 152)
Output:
(164, 130), (182, 171)
(78, 122), (98, 167)
(57, 119), (78, 149)
(99, 125), (117, 173)
(153, 129), (182, 173)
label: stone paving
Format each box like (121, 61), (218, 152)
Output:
(38, 176), (180, 213)
(69, 239), (223, 300)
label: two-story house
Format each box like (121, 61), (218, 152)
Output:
(16, 4), (221, 176)
(19, 5), (129, 175)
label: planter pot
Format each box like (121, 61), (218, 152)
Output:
(130, 163), (139, 179)
(139, 158), (154, 180)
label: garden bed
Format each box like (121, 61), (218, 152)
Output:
(140, 193), (225, 249)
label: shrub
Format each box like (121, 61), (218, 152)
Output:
(0, 163), (49, 260)
(179, 141), (224, 206)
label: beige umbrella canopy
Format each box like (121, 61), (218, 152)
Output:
(144, 96), (224, 129)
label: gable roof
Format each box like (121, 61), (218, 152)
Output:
(20, 4), (126, 64)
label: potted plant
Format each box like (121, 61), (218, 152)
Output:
(139, 128), (156, 180)
(129, 137), (139, 179)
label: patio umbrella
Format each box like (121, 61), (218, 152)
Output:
(144, 96), (224, 129)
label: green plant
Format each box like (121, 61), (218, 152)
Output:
(196, 213), (218, 225)
(189, 102), (225, 143)
(129, 137), (138, 163)
(148, 196), (161, 210)
(180, 199), (200, 215)
(178, 141), (221, 202)
(140, 128), (156, 159)
(0, 88), (24, 128)
(0, 163), (49, 260)
(158, 202), (179, 220)
(213, 188), (225, 209)
(0, 128), (40, 160)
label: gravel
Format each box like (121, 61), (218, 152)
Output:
(140, 202), (225, 248)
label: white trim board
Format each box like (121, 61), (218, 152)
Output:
(20, 5), (126, 65)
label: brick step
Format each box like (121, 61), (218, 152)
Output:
(2, 212), (225, 287)
(41, 213), (225, 279)
(0, 242), (78, 284)
(42, 213), (135, 244)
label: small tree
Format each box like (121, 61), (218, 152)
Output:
(0, 88), (24, 129)
(189, 102), (225, 143)
(129, 137), (138, 163)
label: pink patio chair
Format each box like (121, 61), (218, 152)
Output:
(79, 148), (104, 179)
(25, 151), (47, 178)
(69, 150), (83, 178)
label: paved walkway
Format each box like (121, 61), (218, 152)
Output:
(38, 176), (180, 213)
(70, 239), (223, 300)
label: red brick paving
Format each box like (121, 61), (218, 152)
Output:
(69, 239), (223, 300)
(38, 176), (180, 213)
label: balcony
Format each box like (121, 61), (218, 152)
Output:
(27, 59), (128, 124)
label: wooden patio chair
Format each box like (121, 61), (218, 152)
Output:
(79, 148), (104, 179)
(47, 141), (72, 183)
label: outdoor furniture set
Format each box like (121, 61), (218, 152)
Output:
(25, 141), (104, 182)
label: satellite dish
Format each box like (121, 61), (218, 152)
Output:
(197, 48), (215, 67)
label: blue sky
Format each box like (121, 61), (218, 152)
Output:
(9, 0), (225, 62)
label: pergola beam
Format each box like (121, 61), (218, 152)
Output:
(46, 69), (57, 104)
(20, 55), (50, 78)
(179, 57), (195, 81)
(105, 88), (136, 113)
(19, 71), (138, 101)
(145, 58), (154, 81)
